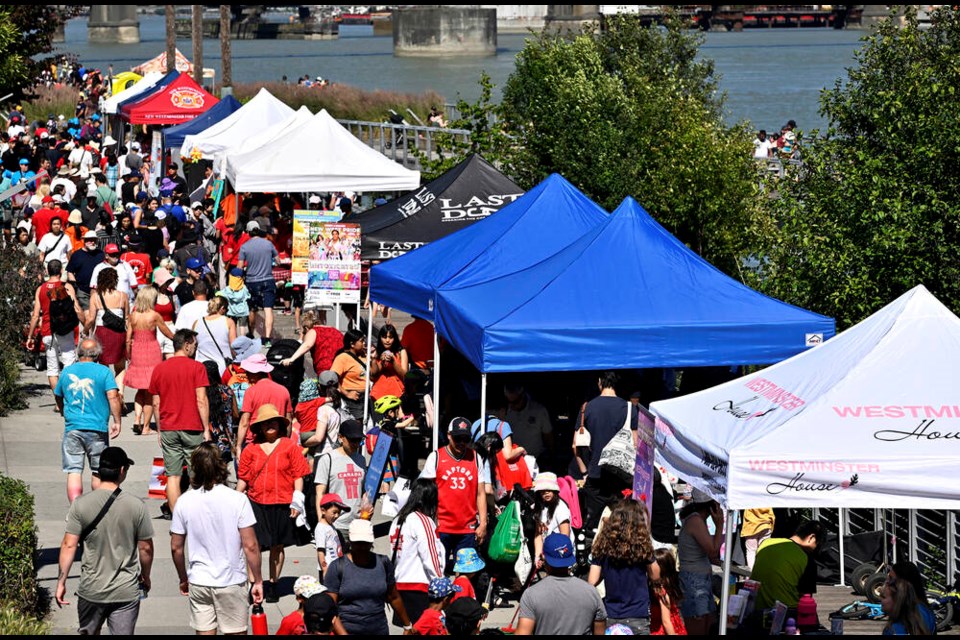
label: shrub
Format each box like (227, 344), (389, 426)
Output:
(0, 603), (49, 635)
(0, 247), (43, 416)
(0, 473), (43, 618)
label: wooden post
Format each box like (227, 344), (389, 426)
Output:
(192, 5), (204, 86)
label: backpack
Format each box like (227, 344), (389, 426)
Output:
(47, 284), (79, 336)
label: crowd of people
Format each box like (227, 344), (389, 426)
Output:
(752, 119), (799, 161)
(8, 67), (933, 637)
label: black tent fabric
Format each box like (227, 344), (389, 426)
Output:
(358, 154), (523, 260)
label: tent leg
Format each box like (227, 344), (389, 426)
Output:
(432, 332), (440, 451)
(719, 509), (736, 636)
(362, 303), (374, 429)
(480, 373), (487, 425)
(838, 509), (846, 587)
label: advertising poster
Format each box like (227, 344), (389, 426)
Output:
(292, 210), (361, 305)
(633, 405), (656, 519)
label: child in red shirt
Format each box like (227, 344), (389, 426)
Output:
(414, 577), (461, 635)
(452, 547), (485, 602)
(277, 575), (327, 635)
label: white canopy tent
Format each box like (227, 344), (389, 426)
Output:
(181, 87), (294, 160)
(226, 108), (420, 193)
(650, 284), (960, 633)
(219, 105), (315, 180)
(103, 71), (164, 115)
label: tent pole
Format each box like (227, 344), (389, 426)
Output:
(432, 331), (440, 451)
(335, 303), (340, 331)
(719, 508), (735, 636)
(837, 509), (846, 587)
(362, 303), (374, 429)
(480, 373), (487, 426)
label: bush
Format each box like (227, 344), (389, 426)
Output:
(0, 247), (42, 416)
(0, 473), (44, 619)
(22, 80), (444, 125)
(0, 603), (49, 635)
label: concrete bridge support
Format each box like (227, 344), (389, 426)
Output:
(393, 6), (496, 57)
(88, 5), (140, 44)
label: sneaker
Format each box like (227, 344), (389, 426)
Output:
(262, 339), (272, 349)
(159, 502), (172, 520)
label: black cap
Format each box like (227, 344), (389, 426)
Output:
(339, 419), (364, 440)
(98, 446), (134, 471)
(303, 593), (338, 633)
(445, 597), (485, 633)
(448, 416), (471, 436)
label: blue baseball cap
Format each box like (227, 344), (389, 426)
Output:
(185, 257), (206, 272)
(543, 533), (576, 568)
(427, 577), (461, 600)
(18, 158), (28, 165)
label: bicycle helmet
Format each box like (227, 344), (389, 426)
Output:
(374, 395), (402, 414)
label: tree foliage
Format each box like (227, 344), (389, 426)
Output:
(497, 14), (768, 275)
(0, 5), (83, 102)
(752, 7), (960, 328)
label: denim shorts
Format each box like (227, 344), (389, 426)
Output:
(679, 570), (717, 618)
(246, 279), (276, 310)
(62, 429), (109, 474)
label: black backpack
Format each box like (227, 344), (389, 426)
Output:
(266, 339), (304, 408)
(47, 285), (79, 336)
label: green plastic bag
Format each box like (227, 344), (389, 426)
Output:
(487, 500), (522, 563)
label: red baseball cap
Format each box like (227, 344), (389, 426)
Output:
(319, 493), (351, 512)
(104, 243), (120, 255)
(42, 195), (55, 204)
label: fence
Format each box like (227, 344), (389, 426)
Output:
(336, 118), (471, 171)
(812, 508), (958, 591)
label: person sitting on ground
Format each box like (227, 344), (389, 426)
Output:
(415, 577), (461, 636)
(749, 519), (823, 612)
(516, 532), (607, 635)
(882, 576), (933, 636)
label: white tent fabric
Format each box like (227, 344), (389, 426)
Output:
(181, 87), (294, 160)
(651, 285), (960, 510)
(103, 72), (164, 115)
(227, 109), (420, 193)
(218, 106), (314, 180)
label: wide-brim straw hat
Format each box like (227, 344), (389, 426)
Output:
(250, 403), (290, 432)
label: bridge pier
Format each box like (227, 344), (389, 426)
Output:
(88, 5), (140, 44)
(393, 6), (496, 57)
(544, 5), (601, 34)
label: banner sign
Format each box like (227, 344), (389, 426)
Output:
(633, 405), (656, 519)
(292, 210), (360, 305)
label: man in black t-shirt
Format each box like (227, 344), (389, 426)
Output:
(65, 230), (105, 310)
(576, 370), (637, 534)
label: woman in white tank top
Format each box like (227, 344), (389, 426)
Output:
(193, 296), (236, 377)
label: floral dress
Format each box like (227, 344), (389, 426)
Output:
(210, 383), (237, 461)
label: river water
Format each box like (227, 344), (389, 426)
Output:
(61, 14), (867, 132)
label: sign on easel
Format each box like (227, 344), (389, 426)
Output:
(363, 430), (395, 504)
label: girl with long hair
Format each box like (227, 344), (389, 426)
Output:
(331, 328), (379, 420)
(532, 473), (572, 561)
(650, 547), (687, 635)
(388, 479), (443, 625)
(124, 286), (174, 435)
(86, 266), (128, 385)
(589, 499), (661, 635)
(882, 577), (933, 636)
(370, 323), (408, 401)
(676, 492), (723, 635)
(193, 295), (236, 377)
(203, 360), (239, 466)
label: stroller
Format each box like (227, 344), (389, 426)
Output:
(385, 111), (411, 150)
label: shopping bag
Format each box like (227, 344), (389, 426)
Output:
(598, 402), (636, 483)
(487, 500), (523, 563)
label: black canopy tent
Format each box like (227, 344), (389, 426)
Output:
(358, 154), (523, 261)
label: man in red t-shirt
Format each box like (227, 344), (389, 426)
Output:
(402, 316), (435, 371)
(235, 353), (293, 448)
(119, 234), (152, 288)
(32, 195), (68, 243)
(148, 328), (210, 513)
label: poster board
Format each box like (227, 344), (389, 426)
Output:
(292, 210), (361, 305)
(364, 430), (394, 501)
(633, 404), (656, 519)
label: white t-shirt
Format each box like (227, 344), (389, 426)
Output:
(38, 232), (69, 265)
(315, 520), (342, 572)
(753, 138), (773, 159)
(541, 499), (573, 542)
(175, 299), (210, 332)
(90, 262), (138, 301)
(170, 484), (257, 587)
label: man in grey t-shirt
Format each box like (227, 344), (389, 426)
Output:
(314, 419), (367, 543)
(237, 221), (278, 346)
(516, 533), (606, 635)
(56, 447), (154, 635)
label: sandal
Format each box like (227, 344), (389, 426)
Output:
(132, 424), (143, 436)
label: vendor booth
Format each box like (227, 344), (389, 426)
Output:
(220, 106), (316, 179)
(181, 87), (293, 160)
(119, 72), (218, 125)
(358, 154), (524, 260)
(103, 71), (165, 115)
(650, 284), (960, 633)
(163, 94), (242, 150)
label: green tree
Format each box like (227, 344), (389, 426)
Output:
(0, 6), (82, 102)
(753, 7), (960, 328)
(498, 14), (767, 275)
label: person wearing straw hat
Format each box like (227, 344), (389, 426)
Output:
(235, 353), (293, 449)
(237, 403), (310, 604)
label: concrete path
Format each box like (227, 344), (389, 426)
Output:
(0, 309), (520, 635)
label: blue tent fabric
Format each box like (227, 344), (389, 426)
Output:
(369, 173), (608, 319)
(163, 95), (242, 149)
(435, 197), (836, 373)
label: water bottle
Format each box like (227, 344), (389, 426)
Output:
(797, 593), (818, 630)
(250, 602), (268, 635)
(784, 617), (798, 636)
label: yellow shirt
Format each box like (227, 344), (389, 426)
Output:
(741, 508), (775, 537)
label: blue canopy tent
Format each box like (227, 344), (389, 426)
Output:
(368, 173), (608, 445)
(162, 94), (242, 149)
(369, 173), (608, 318)
(435, 196), (836, 375)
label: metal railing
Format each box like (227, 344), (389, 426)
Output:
(336, 119), (471, 171)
